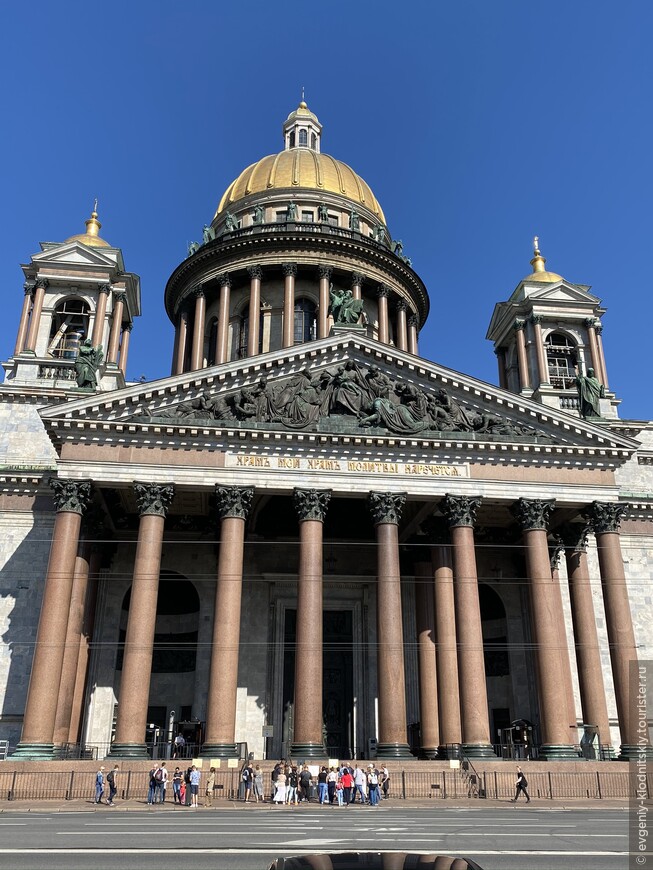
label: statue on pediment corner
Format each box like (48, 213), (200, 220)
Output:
(74, 338), (103, 389)
(575, 366), (605, 418)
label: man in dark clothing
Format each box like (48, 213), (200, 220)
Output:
(106, 765), (119, 806)
(511, 766), (530, 803)
(299, 765), (312, 802)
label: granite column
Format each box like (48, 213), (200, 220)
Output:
(368, 491), (412, 757)
(110, 482), (174, 757)
(13, 479), (91, 757)
(202, 486), (254, 757)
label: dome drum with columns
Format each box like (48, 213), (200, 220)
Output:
(164, 102), (427, 373)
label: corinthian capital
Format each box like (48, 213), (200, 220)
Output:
(133, 482), (175, 517)
(218, 272), (232, 287)
(440, 494), (481, 528)
(583, 501), (628, 534)
(49, 478), (92, 515)
(559, 522), (590, 553)
(368, 491), (406, 525)
(511, 497), (555, 531)
(282, 263), (298, 278)
(34, 277), (49, 290)
(215, 485), (254, 520)
(318, 266), (332, 281)
(293, 488), (332, 522)
(23, 281), (35, 296)
(247, 265), (263, 280)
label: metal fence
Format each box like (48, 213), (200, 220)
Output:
(0, 768), (645, 801)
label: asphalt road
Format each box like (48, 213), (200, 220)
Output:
(0, 804), (629, 870)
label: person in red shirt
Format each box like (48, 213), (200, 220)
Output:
(341, 768), (353, 805)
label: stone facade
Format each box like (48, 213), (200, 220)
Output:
(0, 101), (651, 763)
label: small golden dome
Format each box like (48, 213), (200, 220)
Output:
(522, 237), (563, 283)
(215, 149), (385, 221)
(64, 207), (111, 248)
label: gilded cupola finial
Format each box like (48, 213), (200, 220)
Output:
(530, 234), (546, 273)
(85, 199), (102, 238)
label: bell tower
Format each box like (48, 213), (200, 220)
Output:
(486, 238), (619, 419)
(4, 207), (141, 392)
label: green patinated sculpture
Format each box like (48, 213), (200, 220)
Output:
(224, 212), (238, 232)
(575, 367), (605, 418)
(286, 202), (298, 221)
(132, 361), (553, 440)
(328, 285), (366, 325)
(74, 339), (103, 389)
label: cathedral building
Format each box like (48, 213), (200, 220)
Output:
(0, 102), (651, 763)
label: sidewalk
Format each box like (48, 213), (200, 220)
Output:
(0, 797), (631, 812)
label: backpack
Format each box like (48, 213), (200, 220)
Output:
(369, 773), (378, 785)
(242, 769), (249, 782)
(154, 767), (163, 782)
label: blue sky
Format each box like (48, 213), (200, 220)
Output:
(1, 1), (650, 419)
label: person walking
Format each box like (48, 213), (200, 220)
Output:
(189, 765), (201, 807)
(380, 765), (390, 799)
(352, 765), (366, 804)
(172, 767), (182, 804)
(367, 764), (380, 806)
(242, 762), (254, 802)
(341, 766), (353, 805)
(159, 762), (168, 803)
(273, 768), (287, 805)
(286, 766), (298, 805)
(106, 765), (119, 806)
(94, 767), (105, 804)
(327, 767), (338, 804)
(253, 764), (264, 803)
(299, 765), (312, 803)
(147, 765), (157, 805)
(205, 767), (216, 807)
(318, 766), (328, 804)
(511, 766), (531, 803)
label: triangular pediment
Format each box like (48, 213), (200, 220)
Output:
(32, 242), (119, 268)
(39, 335), (639, 464)
(524, 281), (600, 305)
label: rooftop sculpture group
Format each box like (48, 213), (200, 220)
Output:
(137, 360), (548, 439)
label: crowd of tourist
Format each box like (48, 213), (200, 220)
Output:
(241, 760), (390, 806)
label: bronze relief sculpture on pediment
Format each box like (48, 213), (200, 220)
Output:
(132, 359), (552, 440)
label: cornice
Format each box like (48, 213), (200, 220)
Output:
(164, 228), (429, 326)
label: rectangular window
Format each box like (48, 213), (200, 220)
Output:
(276, 211), (286, 223)
(327, 214), (338, 226)
(301, 210), (314, 223)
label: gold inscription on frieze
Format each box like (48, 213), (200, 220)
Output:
(347, 461), (399, 474)
(404, 463), (460, 476)
(277, 457), (300, 469)
(308, 458), (341, 471)
(228, 455), (467, 477)
(236, 455), (271, 467)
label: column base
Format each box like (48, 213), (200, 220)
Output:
(11, 742), (55, 759)
(200, 743), (238, 759)
(376, 742), (414, 759)
(290, 741), (325, 759)
(462, 743), (497, 759)
(619, 744), (653, 761)
(419, 746), (439, 760)
(538, 743), (579, 760)
(107, 742), (150, 759)
(439, 744), (463, 760)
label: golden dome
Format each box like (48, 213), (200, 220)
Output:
(64, 208), (111, 248)
(214, 149), (386, 222)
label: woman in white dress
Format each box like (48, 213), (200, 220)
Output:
(273, 769), (287, 805)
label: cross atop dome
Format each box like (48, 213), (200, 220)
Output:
(283, 99), (322, 153)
